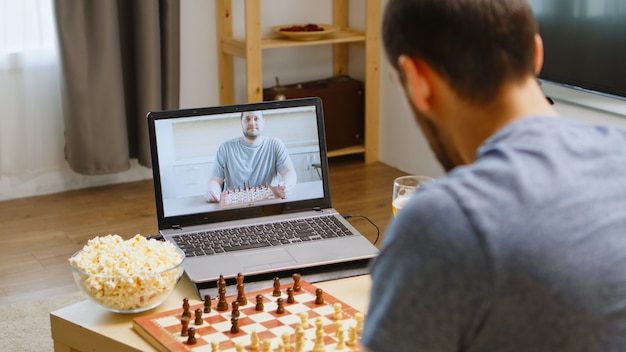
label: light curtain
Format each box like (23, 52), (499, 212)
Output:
(0, 0), (64, 181)
(54, 0), (180, 174)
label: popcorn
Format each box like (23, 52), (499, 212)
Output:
(69, 234), (184, 311)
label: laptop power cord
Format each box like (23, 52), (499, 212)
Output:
(341, 214), (380, 245)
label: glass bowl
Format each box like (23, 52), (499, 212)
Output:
(69, 244), (185, 314)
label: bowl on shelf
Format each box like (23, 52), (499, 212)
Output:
(69, 235), (185, 314)
(272, 23), (340, 41)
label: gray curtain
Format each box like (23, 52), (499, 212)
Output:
(54, 0), (180, 174)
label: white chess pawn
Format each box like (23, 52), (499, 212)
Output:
(333, 302), (343, 320)
(250, 329), (259, 350)
(354, 312), (364, 333)
(336, 328), (346, 350)
(281, 332), (291, 350)
(262, 338), (271, 352)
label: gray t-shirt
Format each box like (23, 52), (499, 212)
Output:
(362, 116), (626, 351)
(213, 136), (292, 191)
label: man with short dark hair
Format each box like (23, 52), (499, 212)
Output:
(362, 0), (626, 351)
(205, 111), (296, 203)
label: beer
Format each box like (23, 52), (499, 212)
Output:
(392, 195), (411, 216)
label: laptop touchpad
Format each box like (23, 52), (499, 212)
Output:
(235, 248), (297, 270)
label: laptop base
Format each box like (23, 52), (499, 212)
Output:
(194, 258), (372, 300)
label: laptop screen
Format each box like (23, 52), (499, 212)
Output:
(147, 98), (332, 230)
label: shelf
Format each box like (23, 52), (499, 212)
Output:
(221, 28), (366, 58)
(327, 145), (366, 158)
(216, 0), (380, 163)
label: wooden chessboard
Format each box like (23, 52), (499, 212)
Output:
(132, 280), (364, 351)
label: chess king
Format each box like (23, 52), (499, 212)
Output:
(204, 110), (297, 203)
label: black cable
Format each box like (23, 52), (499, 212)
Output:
(341, 214), (380, 245)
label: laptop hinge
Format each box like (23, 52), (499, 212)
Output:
(172, 224), (182, 230)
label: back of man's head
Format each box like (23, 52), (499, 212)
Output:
(383, 0), (538, 104)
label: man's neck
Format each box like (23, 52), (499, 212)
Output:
(241, 135), (264, 145)
(450, 77), (558, 163)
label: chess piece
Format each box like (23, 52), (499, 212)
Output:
(255, 294), (264, 311)
(315, 317), (323, 332)
(346, 326), (357, 346)
(231, 300), (240, 317)
(250, 330), (259, 350)
(281, 332), (291, 351)
(211, 341), (220, 351)
(204, 294), (212, 313)
(286, 287), (295, 304)
(236, 272), (244, 285)
(276, 297), (285, 314)
(217, 287), (229, 311)
(272, 277), (281, 296)
(299, 311), (308, 327)
(336, 328), (346, 350)
(333, 302), (342, 320)
(180, 316), (190, 336)
(218, 274), (226, 289)
(182, 297), (191, 318)
(295, 326), (305, 352)
(355, 312), (364, 333)
(194, 308), (203, 325)
(315, 288), (324, 304)
(186, 327), (197, 345)
(292, 273), (301, 292)
(236, 284), (247, 306)
(235, 273), (248, 305)
(235, 343), (244, 352)
(262, 338), (271, 352)
(312, 327), (325, 352)
(335, 321), (343, 337)
(230, 316), (240, 333)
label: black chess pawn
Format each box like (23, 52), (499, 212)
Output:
(272, 277), (281, 297)
(276, 298), (285, 314)
(292, 273), (302, 292)
(255, 294), (264, 311)
(186, 327), (197, 345)
(315, 288), (324, 304)
(230, 316), (240, 333)
(194, 308), (203, 325)
(287, 287), (295, 304)
(203, 294), (212, 313)
(231, 300), (240, 317)
(180, 316), (190, 336)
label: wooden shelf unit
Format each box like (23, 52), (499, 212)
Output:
(216, 0), (380, 163)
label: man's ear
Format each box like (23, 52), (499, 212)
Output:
(534, 33), (544, 75)
(398, 55), (432, 112)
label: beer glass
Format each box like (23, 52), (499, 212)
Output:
(392, 175), (433, 216)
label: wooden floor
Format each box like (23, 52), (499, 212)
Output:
(0, 157), (405, 305)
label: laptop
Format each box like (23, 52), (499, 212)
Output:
(147, 97), (379, 297)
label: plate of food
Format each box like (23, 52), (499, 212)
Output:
(272, 23), (340, 41)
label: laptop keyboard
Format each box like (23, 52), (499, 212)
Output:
(171, 215), (354, 258)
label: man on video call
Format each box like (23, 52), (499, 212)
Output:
(361, 0), (626, 351)
(204, 111), (297, 203)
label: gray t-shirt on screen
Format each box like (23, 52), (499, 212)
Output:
(362, 116), (626, 352)
(213, 136), (292, 191)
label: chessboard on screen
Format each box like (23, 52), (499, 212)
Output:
(133, 273), (365, 352)
(219, 182), (281, 208)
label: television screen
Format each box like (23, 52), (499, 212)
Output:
(529, 1), (626, 100)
